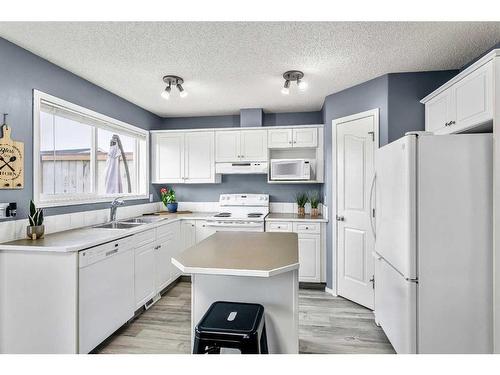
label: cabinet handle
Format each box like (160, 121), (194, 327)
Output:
(450, 120), (455, 125)
(445, 121), (450, 127)
(305, 227), (309, 229)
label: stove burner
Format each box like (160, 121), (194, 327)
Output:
(214, 212), (231, 218)
(247, 213), (263, 218)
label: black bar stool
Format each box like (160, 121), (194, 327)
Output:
(193, 301), (269, 354)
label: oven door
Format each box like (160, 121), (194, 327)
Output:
(270, 159), (310, 180)
(205, 221), (264, 232)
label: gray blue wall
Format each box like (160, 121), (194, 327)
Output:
(321, 70), (458, 289)
(153, 112), (323, 203)
(0, 37), (163, 219)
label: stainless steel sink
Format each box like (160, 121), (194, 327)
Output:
(122, 216), (164, 224)
(93, 222), (143, 229)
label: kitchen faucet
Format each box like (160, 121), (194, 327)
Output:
(110, 197), (125, 222)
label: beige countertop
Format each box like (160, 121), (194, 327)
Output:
(265, 213), (328, 222)
(0, 211), (217, 253)
(172, 231), (299, 277)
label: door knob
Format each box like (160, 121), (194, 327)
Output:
(336, 215), (345, 222)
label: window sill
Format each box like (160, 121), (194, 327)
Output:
(35, 194), (151, 209)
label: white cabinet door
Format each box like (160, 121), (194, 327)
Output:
(134, 243), (156, 308)
(184, 131), (216, 183)
(195, 220), (217, 243)
(268, 128), (293, 148)
(181, 220), (197, 250)
(297, 233), (321, 282)
(215, 130), (240, 162)
(293, 128), (318, 148)
(153, 133), (185, 183)
(240, 129), (268, 161)
(425, 90), (453, 134)
(155, 221), (181, 291)
(452, 60), (493, 133)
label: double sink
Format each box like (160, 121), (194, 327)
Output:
(93, 215), (165, 230)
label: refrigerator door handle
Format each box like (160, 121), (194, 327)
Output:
(369, 173), (377, 239)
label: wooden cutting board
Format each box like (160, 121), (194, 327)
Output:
(0, 124), (24, 189)
(144, 210), (193, 216)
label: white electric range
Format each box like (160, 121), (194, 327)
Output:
(205, 193), (269, 232)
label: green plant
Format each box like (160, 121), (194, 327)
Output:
(295, 192), (308, 208)
(309, 191), (320, 209)
(28, 200), (44, 227)
(160, 187), (177, 205)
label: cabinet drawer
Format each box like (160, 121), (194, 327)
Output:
(266, 221), (292, 232)
(133, 229), (156, 248)
(293, 222), (320, 233)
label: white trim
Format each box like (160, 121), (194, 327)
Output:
(421, 48), (500, 104)
(331, 108), (379, 295)
(325, 287), (337, 297)
(33, 90), (150, 208)
(150, 123), (324, 133)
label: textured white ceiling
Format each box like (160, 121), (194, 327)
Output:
(0, 22), (499, 117)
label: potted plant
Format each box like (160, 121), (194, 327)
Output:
(160, 187), (178, 213)
(296, 192), (308, 216)
(27, 200), (44, 240)
(309, 191), (320, 217)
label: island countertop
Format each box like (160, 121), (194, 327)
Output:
(172, 231), (299, 277)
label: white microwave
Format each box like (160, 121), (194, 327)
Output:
(270, 159), (311, 180)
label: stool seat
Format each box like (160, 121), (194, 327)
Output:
(193, 301), (269, 354)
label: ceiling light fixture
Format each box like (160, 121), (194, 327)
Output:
(162, 75), (187, 99)
(281, 70), (306, 94)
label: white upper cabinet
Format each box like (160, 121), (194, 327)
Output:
(215, 129), (267, 161)
(184, 131), (216, 183)
(268, 128), (293, 148)
(240, 129), (268, 161)
(293, 127), (318, 148)
(422, 55), (495, 135)
(268, 127), (317, 148)
(215, 130), (240, 162)
(153, 133), (184, 183)
(152, 131), (219, 184)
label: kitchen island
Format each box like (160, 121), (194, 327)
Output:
(172, 231), (299, 354)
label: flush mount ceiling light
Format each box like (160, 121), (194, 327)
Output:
(161, 75), (188, 99)
(281, 70), (307, 95)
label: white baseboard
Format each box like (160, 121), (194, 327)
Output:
(325, 287), (337, 296)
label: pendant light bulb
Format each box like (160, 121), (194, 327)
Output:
(281, 80), (290, 95)
(161, 85), (171, 100)
(177, 83), (188, 98)
(297, 78), (308, 91)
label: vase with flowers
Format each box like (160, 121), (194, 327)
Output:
(160, 187), (178, 213)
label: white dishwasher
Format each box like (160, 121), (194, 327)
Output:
(78, 236), (135, 353)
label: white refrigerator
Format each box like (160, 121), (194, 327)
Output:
(374, 132), (493, 354)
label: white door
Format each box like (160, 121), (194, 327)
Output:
(268, 128), (293, 148)
(181, 220), (196, 249)
(215, 130), (240, 162)
(336, 111), (376, 309)
(134, 243), (156, 308)
(293, 128), (318, 148)
(184, 131), (215, 183)
(153, 133), (184, 183)
(240, 129), (268, 161)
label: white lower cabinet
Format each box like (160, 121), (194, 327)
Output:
(195, 220), (217, 243)
(181, 220), (197, 249)
(134, 242), (156, 309)
(266, 220), (323, 282)
(155, 221), (181, 291)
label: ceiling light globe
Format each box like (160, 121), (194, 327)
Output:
(281, 87), (290, 95)
(161, 89), (170, 100)
(179, 90), (188, 98)
(297, 80), (308, 91)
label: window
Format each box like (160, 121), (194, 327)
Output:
(34, 90), (149, 207)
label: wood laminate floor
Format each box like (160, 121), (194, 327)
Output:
(96, 281), (394, 354)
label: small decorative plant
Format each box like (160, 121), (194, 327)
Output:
(27, 200), (45, 240)
(160, 187), (178, 213)
(296, 192), (308, 216)
(309, 191), (320, 217)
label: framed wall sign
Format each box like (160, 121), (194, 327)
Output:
(0, 115), (24, 189)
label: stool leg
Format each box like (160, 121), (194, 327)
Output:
(260, 323), (269, 354)
(193, 337), (204, 354)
